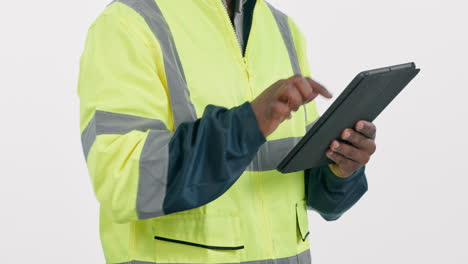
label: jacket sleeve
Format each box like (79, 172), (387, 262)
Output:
(304, 165), (368, 221)
(78, 12), (265, 223)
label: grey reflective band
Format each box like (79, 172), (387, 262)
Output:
(114, 0), (197, 128)
(266, 3), (301, 75)
(138, 130), (173, 219)
(115, 249), (311, 264)
(81, 110), (168, 159)
(80, 110), (171, 218)
(81, 116), (97, 160)
(250, 3), (309, 170)
(266, 3), (311, 129)
(247, 137), (301, 172)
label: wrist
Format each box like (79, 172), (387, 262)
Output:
(326, 164), (365, 183)
(328, 164), (352, 178)
(249, 100), (268, 138)
(243, 101), (267, 143)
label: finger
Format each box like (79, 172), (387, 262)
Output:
(330, 140), (370, 165)
(289, 75), (314, 102)
(355, 120), (376, 139)
(305, 78), (333, 98)
(326, 149), (361, 173)
(270, 101), (291, 120)
(341, 128), (377, 154)
(280, 83), (303, 111)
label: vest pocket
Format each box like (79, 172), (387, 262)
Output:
(296, 200), (310, 242)
(153, 214), (243, 263)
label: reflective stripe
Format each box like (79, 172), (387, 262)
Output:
(263, 3), (311, 169)
(80, 110), (167, 159)
(81, 115), (96, 159)
(266, 3), (301, 75)
(80, 110), (172, 218)
(267, 2), (313, 129)
(138, 129), (173, 219)
(115, 249), (311, 264)
(247, 137), (301, 172)
(114, 0), (197, 128)
(248, 4), (305, 172)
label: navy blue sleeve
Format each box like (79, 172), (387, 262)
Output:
(163, 101), (266, 214)
(305, 165), (368, 221)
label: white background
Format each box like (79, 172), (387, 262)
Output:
(0, 0), (467, 263)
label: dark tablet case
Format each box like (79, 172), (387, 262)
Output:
(277, 62), (420, 173)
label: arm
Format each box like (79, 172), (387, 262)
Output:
(78, 12), (265, 223)
(305, 165), (368, 221)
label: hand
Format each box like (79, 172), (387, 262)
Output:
(326, 120), (377, 178)
(251, 75), (332, 138)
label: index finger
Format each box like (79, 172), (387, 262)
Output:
(305, 77), (333, 99)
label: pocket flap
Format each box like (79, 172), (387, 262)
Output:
(296, 200), (310, 241)
(154, 215), (243, 250)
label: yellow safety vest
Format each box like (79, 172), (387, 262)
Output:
(78, 0), (320, 263)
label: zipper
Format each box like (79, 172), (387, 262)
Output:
(216, 0), (255, 100)
(217, 0), (245, 60)
(217, 0), (275, 257)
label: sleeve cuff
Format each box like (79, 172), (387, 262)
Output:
(238, 101), (267, 145)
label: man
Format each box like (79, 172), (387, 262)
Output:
(78, 0), (377, 263)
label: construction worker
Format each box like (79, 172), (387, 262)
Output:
(78, 0), (377, 263)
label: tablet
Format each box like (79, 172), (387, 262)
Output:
(276, 62), (420, 173)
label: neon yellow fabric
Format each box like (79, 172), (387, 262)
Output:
(289, 17), (320, 126)
(79, 4), (169, 224)
(78, 0), (320, 263)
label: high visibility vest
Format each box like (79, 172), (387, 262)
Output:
(78, 0), (320, 263)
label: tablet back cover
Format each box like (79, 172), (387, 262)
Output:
(277, 65), (420, 173)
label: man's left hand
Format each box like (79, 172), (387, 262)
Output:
(326, 120), (377, 178)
